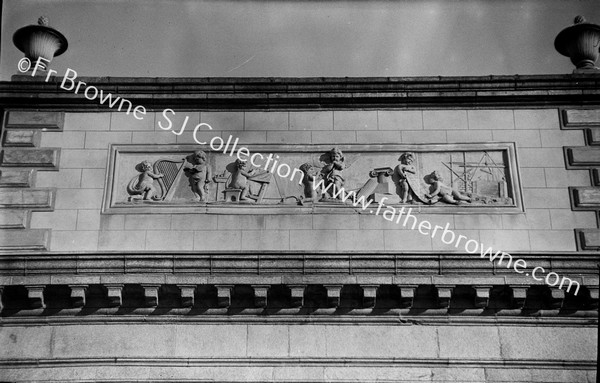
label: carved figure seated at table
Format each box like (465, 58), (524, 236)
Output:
(126, 160), (164, 201)
(320, 147), (345, 200)
(424, 170), (471, 205)
(183, 150), (212, 202)
(228, 159), (255, 201)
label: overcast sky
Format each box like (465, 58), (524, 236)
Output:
(1, 0), (599, 80)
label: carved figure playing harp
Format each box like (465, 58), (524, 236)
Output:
(126, 160), (164, 201)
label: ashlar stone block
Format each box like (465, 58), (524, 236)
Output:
(3, 130), (39, 147)
(1, 148), (59, 168)
(6, 111), (64, 130)
(0, 169), (33, 188)
(0, 209), (29, 229)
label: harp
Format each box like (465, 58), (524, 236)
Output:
(153, 159), (184, 201)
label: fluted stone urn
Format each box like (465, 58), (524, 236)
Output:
(13, 16), (68, 71)
(555, 16), (600, 73)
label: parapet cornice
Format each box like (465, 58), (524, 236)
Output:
(1, 74), (600, 109)
(1, 252), (599, 276)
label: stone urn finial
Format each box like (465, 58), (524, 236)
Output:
(13, 16), (68, 71)
(554, 15), (600, 73)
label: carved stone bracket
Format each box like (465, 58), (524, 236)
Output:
(68, 284), (87, 308)
(178, 285), (196, 307)
(105, 284), (124, 307)
(141, 284), (160, 307)
(289, 285), (306, 308)
(251, 285), (269, 308)
(361, 285), (378, 308)
(474, 285), (492, 308)
(324, 285), (343, 307)
(511, 286), (528, 309)
(216, 285), (233, 308)
(549, 288), (566, 310)
(589, 287), (599, 309)
(399, 285), (417, 308)
(25, 285), (45, 309)
(437, 285), (454, 309)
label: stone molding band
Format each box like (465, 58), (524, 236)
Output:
(4, 75), (600, 109)
(1, 252), (598, 275)
(0, 357), (595, 369)
(0, 315), (595, 327)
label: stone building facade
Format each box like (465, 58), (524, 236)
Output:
(0, 75), (598, 382)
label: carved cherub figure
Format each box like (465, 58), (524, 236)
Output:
(229, 158), (255, 201)
(299, 163), (322, 201)
(395, 152), (417, 203)
(321, 147), (345, 199)
(424, 170), (471, 205)
(127, 160), (164, 201)
(184, 150), (212, 202)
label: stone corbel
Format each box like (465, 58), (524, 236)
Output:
(324, 285), (343, 307)
(399, 285), (417, 308)
(511, 286), (528, 309)
(437, 286), (453, 309)
(105, 284), (124, 307)
(473, 285), (492, 308)
(549, 288), (565, 309)
(251, 285), (269, 308)
(69, 284), (88, 308)
(141, 284), (160, 307)
(177, 285), (196, 307)
(0, 286), (4, 312)
(289, 285), (306, 308)
(25, 285), (45, 309)
(216, 285), (233, 308)
(361, 285), (378, 308)
(589, 287), (599, 309)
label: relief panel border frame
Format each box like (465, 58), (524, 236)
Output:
(101, 142), (524, 215)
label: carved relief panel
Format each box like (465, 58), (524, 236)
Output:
(102, 143), (522, 214)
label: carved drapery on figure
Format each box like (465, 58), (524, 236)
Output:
(105, 143), (522, 214)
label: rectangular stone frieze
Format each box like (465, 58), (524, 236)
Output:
(102, 143), (523, 214)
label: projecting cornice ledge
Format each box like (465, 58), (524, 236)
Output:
(1, 253), (597, 315)
(2, 74), (600, 109)
(0, 252), (598, 276)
